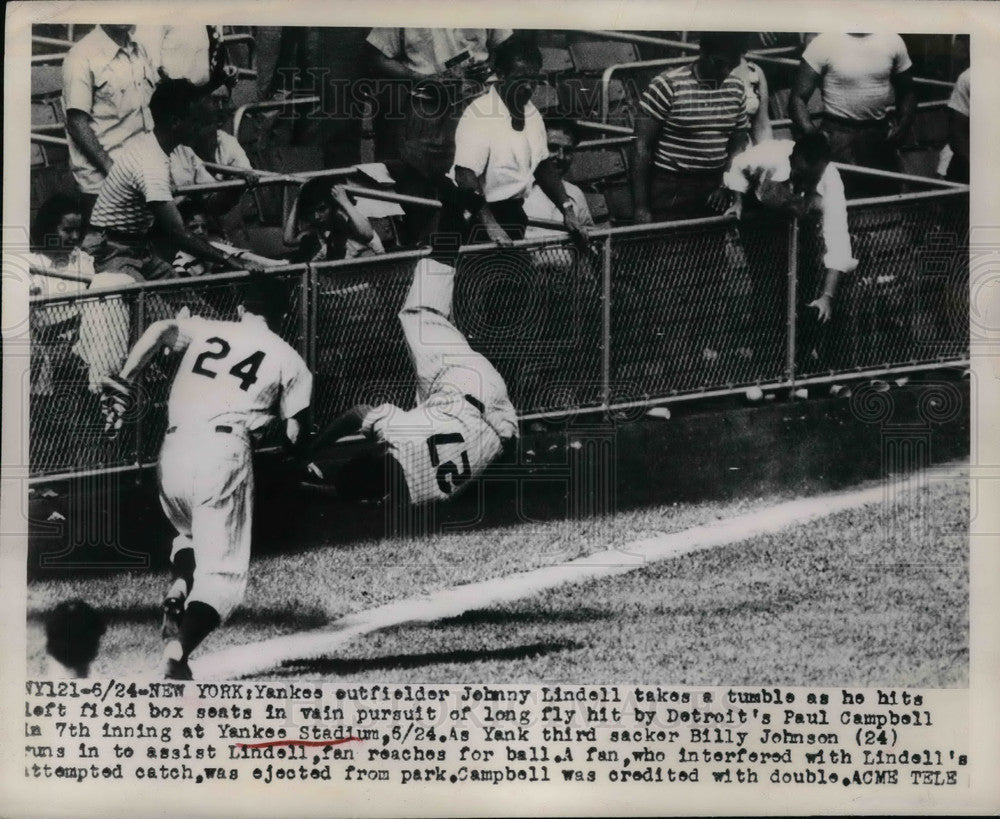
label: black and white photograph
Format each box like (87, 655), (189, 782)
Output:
(3, 1), (998, 815)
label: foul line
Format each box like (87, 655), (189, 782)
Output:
(194, 462), (969, 680)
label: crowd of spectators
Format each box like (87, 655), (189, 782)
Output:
(28, 26), (970, 404)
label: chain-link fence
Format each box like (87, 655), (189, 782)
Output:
(26, 187), (969, 480)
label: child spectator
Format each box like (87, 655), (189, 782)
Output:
(284, 179), (384, 264)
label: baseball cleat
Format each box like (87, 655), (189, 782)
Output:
(161, 579), (187, 639)
(164, 658), (193, 680)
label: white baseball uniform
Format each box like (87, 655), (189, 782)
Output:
(361, 258), (518, 505)
(158, 313), (311, 620)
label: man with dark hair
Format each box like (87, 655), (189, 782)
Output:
(82, 78), (271, 282)
(524, 117), (595, 238)
(44, 600), (106, 678)
(453, 39), (589, 245)
(631, 31), (751, 223)
(100, 274), (312, 679)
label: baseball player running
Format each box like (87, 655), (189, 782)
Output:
(303, 257), (518, 506)
(101, 275), (312, 679)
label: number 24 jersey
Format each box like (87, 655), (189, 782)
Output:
(167, 316), (312, 432)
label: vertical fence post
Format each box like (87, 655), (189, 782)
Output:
(130, 289), (145, 475)
(601, 234), (613, 409)
(786, 218), (799, 388)
(301, 264), (316, 432)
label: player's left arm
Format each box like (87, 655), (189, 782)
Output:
(100, 319), (190, 434)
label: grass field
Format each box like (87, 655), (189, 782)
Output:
(26, 468), (968, 686)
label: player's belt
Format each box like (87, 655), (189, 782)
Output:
(166, 425), (236, 435)
(464, 394), (485, 414)
(821, 113), (888, 129)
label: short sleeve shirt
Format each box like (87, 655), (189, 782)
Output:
(639, 63), (750, 173)
(90, 132), (174, 235)
(169, 130), (253, 190)
(366, 28), (512, 75)
(62, 27), (157, 194)
(948, 69), (970, 117)
(167, 315), (312, 432)
(452, 85), (549, 202)
(802, 33), (913, 122)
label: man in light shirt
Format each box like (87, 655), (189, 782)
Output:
(62, 25), (157, 222)
(791, 33), (916, 175)
(524, 118), (595, 239)
(724, 134), (858, 366)
(453, 38), (589, 246)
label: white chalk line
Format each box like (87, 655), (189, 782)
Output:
(194, 462), (969, 680)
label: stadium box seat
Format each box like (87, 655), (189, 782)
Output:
(31, 65), (64, 98)
(602, 182), (634, 224)
(566, 148), (627, 186)
(539, 46), (574, 76)
(583, 191), (610, 224)
(567, 38), (640, 73)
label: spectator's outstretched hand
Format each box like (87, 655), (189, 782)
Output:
(808, 294), (834, 323)
(564, 206), (591, 247)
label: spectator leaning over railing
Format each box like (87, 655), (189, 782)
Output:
(723, 133), (858, 365)
(62, 24), (157, 225)
(453, 37), (590, 247)
(631, 32), (750, 224)
(790, 33), (916, 175)
(82, 79), (271, 282)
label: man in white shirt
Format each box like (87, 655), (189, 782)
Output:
(791, 33), (916, 176)
(724, 133), (858, 366)
(453, 39), (589, 246)
(524, 118), (595, 238)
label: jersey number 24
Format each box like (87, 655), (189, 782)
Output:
(192, 337), (266, 392)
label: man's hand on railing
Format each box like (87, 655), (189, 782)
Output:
(723, 195), (743, 220)
(707, 185), (734, 214)
(484, 220), (514, 247)
(633, 206), (652, 225)
(563, 204), (592, 247)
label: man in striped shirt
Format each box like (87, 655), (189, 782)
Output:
(81, 79), (268, 281)
(631, 32), (750, 223)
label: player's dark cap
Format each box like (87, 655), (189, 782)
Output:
(240, 273), (290, 329)
(45, 599), (106, 671)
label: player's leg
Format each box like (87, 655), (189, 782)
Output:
(163, 438), (253, 678)
(157, 442), (196, 639)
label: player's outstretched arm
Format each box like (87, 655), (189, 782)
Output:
(307, 405), (374, 456)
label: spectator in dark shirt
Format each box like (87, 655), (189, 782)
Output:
(631, 32), (750, 223)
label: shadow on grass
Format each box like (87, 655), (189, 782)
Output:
(431, 606), (612, 628)
(26, 604), (330, 631)
(268, 639), (582, 678)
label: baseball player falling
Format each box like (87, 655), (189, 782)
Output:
(100, 275), (313, 680)
(303, 257), (518, 507)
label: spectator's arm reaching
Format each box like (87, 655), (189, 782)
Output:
(455, 166), (512, 246)
(150, 200), (267, 272)
(65, 110), (115, 177)
(752, 67), (774, 144)
(888, 68), (917, 146)
(790, 61), (823, 136)
(808, 165), (858, 323)
(331, 185), (376, 245)
(949, 108), (970, 166)
(533, 158), (590, 242)
(630, 113), (660, 224)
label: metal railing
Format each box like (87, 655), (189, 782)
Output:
(24, 177), (968, 482)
